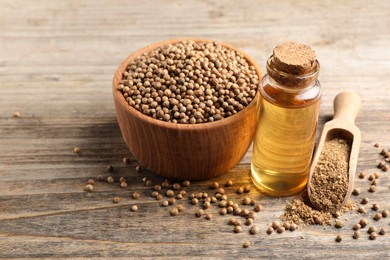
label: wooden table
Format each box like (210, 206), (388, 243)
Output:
(1, 0), (389, 258)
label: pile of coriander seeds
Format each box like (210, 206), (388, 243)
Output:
(118, 41), (259, 124)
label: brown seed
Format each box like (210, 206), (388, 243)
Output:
(203, 201), (211, 209)
(352, 230), (360, 239)
(314, 216), (323, 224)
(170, 207), (179, 216)
(228, 218), (237, 225)
(227, 206), (234, 213)
(156, 194), (163, 201)
(242, 197), (251, 205)
(333, 211), (341, 218)
(107, 165), (114, 172)
(374, 213), (382, 220)
(123, 157), (130, 164)
(202, 192), (209, 199)
(359, 218), (369, 228)
(374, 172), (381, 178)
(113, 197), (121, 204)
(119, 177), (126, 183)
(13, 112), (20, 118)
(145, 180), (153, 187)
(368, 226), (377, 233)
(131, 205), (138, 212)
(247, 211), (256, 220)
(289, 223), (297, 231)
(335, 234), (342, 242)
(267, 227), (274, 234)
(234, 225), (242, 233)
(176, 194), (183, 200)
(205, 214), (212, 220)
(216, 188), (225, 194)
(357, 206), (367, 214)
(132, 192), (141, 199)
(220, 208), (227, 215)
(73, 147), (80, 153)
(245, 218), (254, 226)
(179, 190), (187, 196)
(151, 191), (159, 198)
(243, 241), (251, 248)
(177, 204), (184, 212)
(135, 165), (143, 173)
(210, 182), (219, 189)
(195, 209), (204, 217)
(120, 182), (128, 188)
(361, 197), (369, 205)
(283, 222), (291, 230)
(371, 180), (378, 186)
(369, 185), (376, 192)
(97, 175), (104, 181)
(277, 227), (285, 234)
(372, 203), (380, 211)
(352, 188), (360, 196)
(86, 179), (95, 185)
(220, 194), (227, 200)
(211, 197), (217, 203)
(368, 174), (376, 181)
(250, 225), (259, 235)
(254, 204), (263, 212)
(382, 164), (389, 171)
(240, 209), (250, 217)
(272, 221), (280, 229)
(378, 161), (386, 169)
(234, 220), (242, 226)
(225, 180), (233, 187)
(353, 223), (361, 230)
(379, 227), (386, 235)
(358, 172), (365, 178)
(236, 187), (244, 194)
(243, 185), (250, 193)
(182, 180), (190, 187)
(382, 209), (389, 217)
(162, 200), (169, 207)
(196, 193), (203, 199)
(233, 208), (242, 216)
(107, 176), (114, 183)
(335, 220), (345, 229)
(168, 198), (176, 205)
(369, 232), (377, 240)
(172, 183), (181, 190)
(161, 179), (169, 188)
(374, 143), (379, 148)
(154, 185), (162, 191)
(84, 184), (94, 192)
(191, 198), (199, 205)
(166, 190), (175, 197)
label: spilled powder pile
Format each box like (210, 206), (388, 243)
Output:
(309, 138), (351, 211)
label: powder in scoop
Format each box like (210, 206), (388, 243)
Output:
(309, 138), (351, 211)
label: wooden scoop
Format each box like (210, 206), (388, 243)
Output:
(308, 91), (362, 211)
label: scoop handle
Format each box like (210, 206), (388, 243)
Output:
(333, 91), (362, 123)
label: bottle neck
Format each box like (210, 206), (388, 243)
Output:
(266, 55), (320, 90)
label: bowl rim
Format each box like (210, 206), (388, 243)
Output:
(112, 38), (262, 131)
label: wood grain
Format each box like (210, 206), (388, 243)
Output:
(0, 0), (389, 258)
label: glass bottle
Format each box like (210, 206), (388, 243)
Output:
(251, 42), (321, 196)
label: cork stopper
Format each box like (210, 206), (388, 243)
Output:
(267, 42), (319, 88)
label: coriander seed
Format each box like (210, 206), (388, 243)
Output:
(107, 165), (114, 172)
(368, 226), (377, 233)
(203, 201), (211, 209)
(225, 180), (233, 187)
(243, 241), (251, 248)
(236, 187), (244, 194)
(216, 188), (225, 194)
(234, 225), (242, 233)
(154, 185), (162, 191)
(335, 234), (342, 242)
(123, 157), (130, 164)
(13, 112), (20, 118)
(245, 218), (254, 226)
(353, 223), (361, 230)
(210, 182), (219, 189)
(372, 203), (380, 211)
(145, 180), (153, 187)
(361, 197), (369, 205)
(220, 208), (227, 215)
(227, 206), (234, 213)
(369, 232), (377, 240)
(254, 204), (263, 212)
(368, 174), (376, 181)
(162, 200), (169, 207)
(358, 206), (367, 214)
(132, 192), (141, 199)
(358, 172), (365, 178)
(170, 207), (179, 216)
(177, 204), (184, 212)
(283, 222), (291, 230)
(352, 188), (360, 195)
(229, 218), (236, 225)
(219, 200), (227, 208)
(234, 220), (242, 226)
(240, 209), (250, 217)
(176, 194), (183, 200)
(267, 227), (274, 234)
(166, 190), (175, 197)
(374, 213), (382, 220)
(135, 165), (143, 173)
(84, 184), (94, 192)
(369, 185), (376, 192)
(107, 176), (114, 184)
(382, 209), (389, 217)
(191, 198), (199, 205)
(113, 197), (121, 203)
(374, 172), (381, 178)
(353, 231), (360, 239)
(97, 175), (104, 181)
(233, 208), (242, 216)
(242, 197), (251, 205)
(131, 205), (138, 212)
(379, 227), (386, 235)
(195, 209), (204, 217)
(289, 223), (297, 232)
(73, 147), (80, 153)
(243, 185), (250, 193)
(120, 182), (128, 188)
(272, 221), (280, 229)
(182, 180), (190, 187)
(359, 218), (369, 228)
(168, 198), (176, 205)
(277, 227), (285, 233)
(86, 179), (95, 185)
(119, 177), (126, 183)
(156, 194), (163, 201)
(151, 191), (159, 198)
(250, 225), (259, 235)
(205, 214), (212, 220)
(172, 183), (181, 190)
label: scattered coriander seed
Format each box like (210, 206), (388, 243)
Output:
(107, 165), (114, 172)
(210, 182), (219, 189)
(229, 218), (237, 225)
(289, 223), (297, 232)
(220, 195), (227, 201)
(379, 227), (386, 235)
(13, 112), (20, 118)
(227, 206), (234, 213)
(227, 200), (234, 207)
(196, 193), (203, 199)
(382, 164), (389, 171)
(243, 241), (251, 248)
(378, 161), (386, 169)
(277, 227), (285, 234)
(358, 206), (367, 214)
(234, 225), (242, 233)
(156, 194), (163, 201)
(369, 185), (377, 192)
(353, 223), (361, 230)
(352, 188), (360, 196)
(142, 177), (148, 183)
(361, 197), (369, 205)
(369, 232), (377, 240)
(314, 216), (323, 224)
(135, 165), (143, 173)
(86, 179), (95, 185)
(97, 175), (104, 181)
(189, 193), (195, 200)
(154, 185), (162, 191)
(372, 203), (380, 211)
(225, 180), (233, 187)
(176, 194), (183, 200)
(247, 211), (256, 220)
(243, 185), (250, 193)
(358, 172), (365, 178)
(203, 192), (209, 198)
(245, 218), (254, 226)
(236, 187), (244, 194)
(240, 209), (250, 217)
(151, 191), (159, 198)
(113, 197), (121, 204)
(254, 204), (263, 212)
(267, 227), (274, 234)
(84, 184), (94, 192)
(242, 197), (251, 205)
(123, 157), (130, 164)
(131, 205), (138, 212)
(145, 180), (153, 187)
(234, 208), (242, 216)
(283, 222), (291, 230)
(168, 198), (176, 205)
(177, 204), (184, 212)
(179, 190), (187, 196)
(203, 201), (211, 209)
(359, 218), (369, 228)
(272, 221), (280, 229)
(205, 197), (211, 203)
(120, 182), (128, 188)
(353, 230), (360, 239)
(132, 192), (141, 199)
(220, 208), (227, 215)
(250, 225), (259, 235)
(333, 212), (341, 218)
(234, 220), (242, 226)
(374, 172), (381, 178)
(107, 176), (114, 183)
(335, 234), (342, 242)
(368, 174), (376, 181)
(205, 214), (212, 220)
(374, 143), (379, 147)
(182, 180), (190, 187)
(219, 200), (227, 208)
(382, 209), (389, 217)
(161, 179), (169, 188)
(73, 147), (80, 153)
(162, 200), (169, 207)
(172, 183), (181, 190)
(119, 177), (126, 183)
(166, 190), (175, 197)
(232, 203), (239, 210)
(374, 213), (382, 220)
(211, 197), (217, 203)
(191, 198), (199, 205)
(216, 188), (225, 194)
(195, 209), (204, 217)
(170, 207), (179, 216)
(368, 226), (377, 233)
(371, 180), (378, 186)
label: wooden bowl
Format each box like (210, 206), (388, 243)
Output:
(112, 38), (261, 180)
